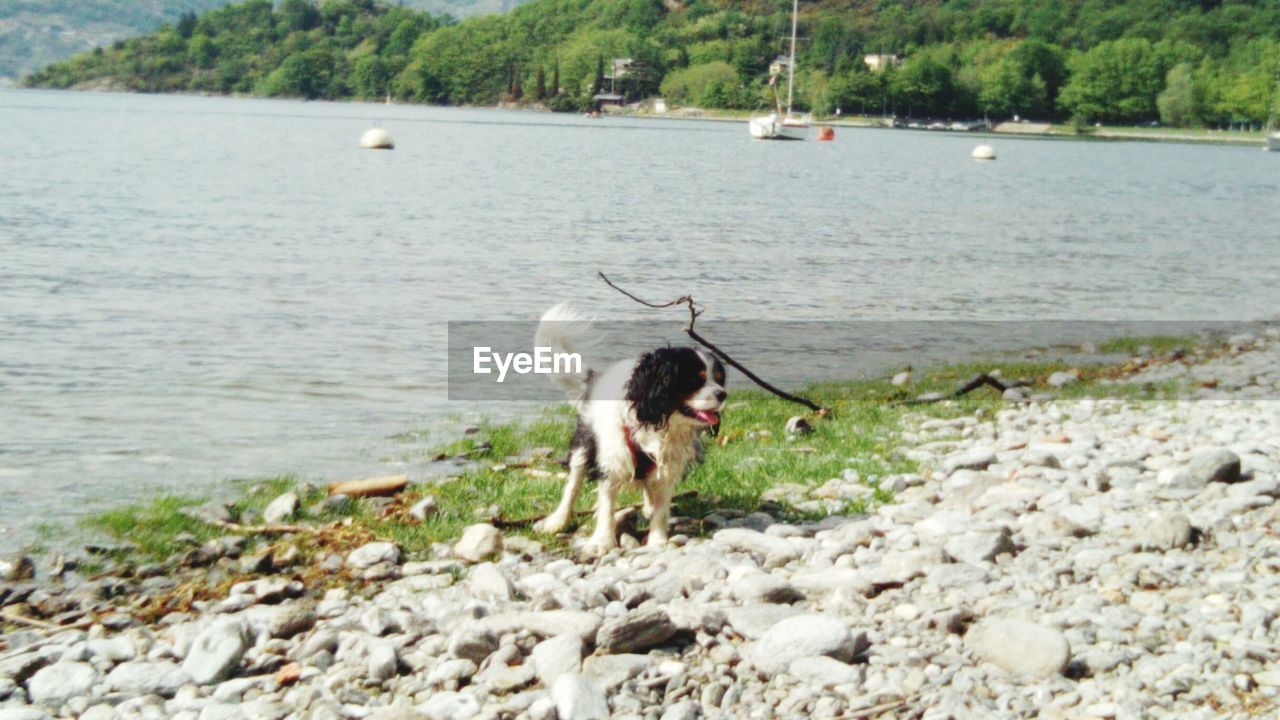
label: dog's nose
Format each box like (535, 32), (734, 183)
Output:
(714, 390), (727, 402)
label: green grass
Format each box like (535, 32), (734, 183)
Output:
(69, 337), (1202, 567)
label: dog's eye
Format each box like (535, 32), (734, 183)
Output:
(699, 370), (706, 379)
(714, 371), (724, 383)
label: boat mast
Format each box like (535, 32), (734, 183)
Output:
(786, 0), (798, 117)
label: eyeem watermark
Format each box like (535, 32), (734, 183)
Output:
(473, 346), (582, 383)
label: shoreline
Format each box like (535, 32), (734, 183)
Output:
(3, 329), (1279, 716)
(9, 85), (1270, 148)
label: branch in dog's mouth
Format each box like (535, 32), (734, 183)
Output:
(597, 272), (827, 415)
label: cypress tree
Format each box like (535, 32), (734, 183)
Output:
(534, 65), (546, 100)
(512, 65), (523, 100)
(592, 55), (604, 96)
(552, 60), (560, 96)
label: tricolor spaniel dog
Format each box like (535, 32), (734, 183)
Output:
(533, 304), (727, 555)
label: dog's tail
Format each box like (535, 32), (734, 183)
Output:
(535, 303), (598, 398)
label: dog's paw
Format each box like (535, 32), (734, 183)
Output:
(581, 537), (618, 558)
(533, 515), (565, 535)
(644, 532), (669, 549)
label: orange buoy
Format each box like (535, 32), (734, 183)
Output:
(817, 126), (835, 141)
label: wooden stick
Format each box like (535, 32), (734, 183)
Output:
(598, 272), (826, 413)
(833, 693), (920, 720)
(210, 520), (316, 535)
(0, 610), (64, 631)
(327, 474), (409, 498)
(896, 373), (1031, 406)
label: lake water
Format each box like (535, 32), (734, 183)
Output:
(2, 89), (1278, 550)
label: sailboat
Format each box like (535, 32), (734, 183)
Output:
(749, 0), (809, 140)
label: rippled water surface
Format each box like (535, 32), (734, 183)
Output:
(2, 89), (1278, 548)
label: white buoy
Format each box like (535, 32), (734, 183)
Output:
(971, 144), (996, 160)
(360, 128), (394, 150)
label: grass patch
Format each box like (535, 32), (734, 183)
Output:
(73, 335), (1205, 567)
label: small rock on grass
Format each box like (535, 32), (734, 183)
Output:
(410, 495), (440, 521)
(262, 492), (299, 523)
(454, 524), (503, 563)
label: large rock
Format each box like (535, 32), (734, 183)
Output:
(26, 661), (97, 707)
(788, 655), (865, 687)
(551, 673), (610, 720)
(942, 447), (997, 474)
(183, 618), (249, 685)
(748, 614), (864, 676)
(346, 542), (402, 569)
(448, 623), (499, 663)
(725, 604), (804, 639)
(454, 524), (503, 563)
(582, 654), (650, 692)
(0, 709), (54, 720)
(944, 527), (1016, 565)
(419, 691), (480, 720)
(964, 618), (1070, 679)
(1158, 449), (1242, 489)
(105, 661), (191, 697)
(479, 611), (602, 642)
(531, 635), (583, 687)
(468, 563), (514, 600)
(712, 529), (799, 567)
(595, 608), (677, 654)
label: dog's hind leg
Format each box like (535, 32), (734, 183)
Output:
(534, 447), (588, 535)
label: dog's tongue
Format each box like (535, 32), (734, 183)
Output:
(694, 409), (720, 425)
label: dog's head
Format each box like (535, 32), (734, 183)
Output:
(626, 347), (727, 430)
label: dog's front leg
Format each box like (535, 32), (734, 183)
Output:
(534, 447), (588, 535)
(583, 478), (620, 556)
(644, 478), (675, 547)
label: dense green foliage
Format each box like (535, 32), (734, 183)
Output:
(24, 0), (1280, 125)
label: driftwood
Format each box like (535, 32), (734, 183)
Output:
(0, 610), (71, 631)
(210, 520), (318, 535)
(833, 694), (921, 720)
(327, 474), (409, 498)
(598, 273), (827, 414)
(896, 372), (1031, 406)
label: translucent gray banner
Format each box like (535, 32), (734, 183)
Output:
(447, 320), (1275, 401)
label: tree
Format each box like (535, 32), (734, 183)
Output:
(552, 60), (560, 96)
(534, 64), (547, 100)
(1058, 38), (1166, 122)
(279, 0), (320, 33)
(592, 54), (604, 96)
(176, 12), (198, 40)
(1157, 63), (1202, 126)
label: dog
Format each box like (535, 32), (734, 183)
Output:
(532, 303), (727, 554)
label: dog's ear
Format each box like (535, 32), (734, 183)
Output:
(627, 349), (679, 427)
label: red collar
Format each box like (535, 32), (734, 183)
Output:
(622, 424), (656, 480)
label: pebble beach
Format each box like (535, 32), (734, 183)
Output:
(3, 330), (1280, 720)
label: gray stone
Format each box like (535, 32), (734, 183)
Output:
(0, 555), (34, 581)
(552, 673), (610, 720)
(410, 496), (440, 521)
(944, 527), (1016, 565)
(475, 663), (535, 693)
(531, 634), (583, 687)
(346, 542), (401, 569)
(105, 661), (191, 697)
(964, 618), (1070, 679)
(265, 602), (317, 639)
(0, 709), (54, 720)
(731, 571), (802, 604)
(1047, 371), (1078, 388)
(942, 448), (997, 474)
(660, 700), (700, 720)
(1140, 512), (1194, 551)
(749, 614), (864, 676)
(419, 691), (480, 720)
(468, 562), (514, 600)
(26, 661), (97, 707)
(183, 618), (248, 685)
(725, 604), (805, 639)
(596, 608), (678, 654)
(454, 524), (503, 563)
(711, 529), (799, 567)
(262, 493), (299, 524)
(448, 622), (499, 663)
(1160, 449), (1242, 489)
(367, 642), (398, 682)
(787, 655), (865, 688)
(479, 611), (602, 642)
(582, 654), (650, 692)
